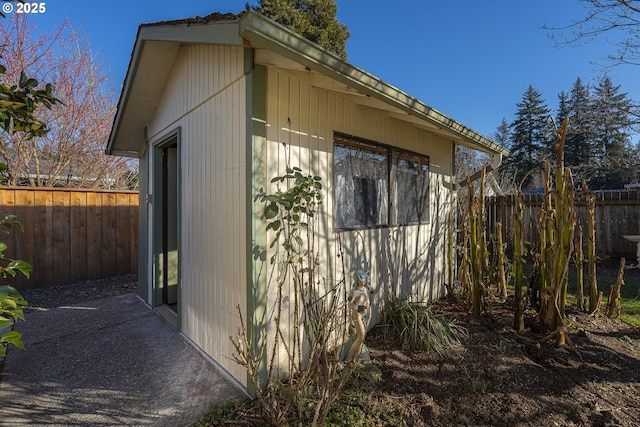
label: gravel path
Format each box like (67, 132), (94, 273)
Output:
(18, 274), (138, 310)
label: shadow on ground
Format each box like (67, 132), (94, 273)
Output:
(0, 294), (246, 426)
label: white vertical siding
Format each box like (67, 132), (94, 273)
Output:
(147, 45), (247, 386)
(144, 46), (457, 387)
(262, 68), (455, 371)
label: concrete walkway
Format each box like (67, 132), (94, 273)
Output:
(0, 294), (247, 426)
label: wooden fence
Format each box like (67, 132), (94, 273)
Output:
(0, 187), (138, 289)
(486, 190), (640, 260)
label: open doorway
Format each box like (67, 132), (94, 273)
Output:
(152, 134), (180, 328)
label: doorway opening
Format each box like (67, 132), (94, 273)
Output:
(152, 133), (180, 328)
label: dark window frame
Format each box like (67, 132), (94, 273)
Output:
(333, 133), (430, 231)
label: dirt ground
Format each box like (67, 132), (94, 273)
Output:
(364, 281), (640, 426)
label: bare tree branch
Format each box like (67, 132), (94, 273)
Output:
(0, 14), (136, 189)
(543, 0), (640, 66)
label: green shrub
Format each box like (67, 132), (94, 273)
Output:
(383, 296), (467, 354)
(325, 404), (369, 427)
(0, 214), (31, 358)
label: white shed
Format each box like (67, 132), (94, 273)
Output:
(107, 10), (508, 390)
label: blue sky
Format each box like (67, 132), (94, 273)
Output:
(11, 0), (640, 142)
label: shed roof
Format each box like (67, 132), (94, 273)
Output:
(107, 10), (508, 157)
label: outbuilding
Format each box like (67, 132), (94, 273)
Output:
(107, 10), (508, 389)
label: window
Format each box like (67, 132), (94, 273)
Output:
(334, 138), (388, 228)
(334, 134), (429, 230)
(391, 151), (429, 225)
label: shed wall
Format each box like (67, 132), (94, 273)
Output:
(146, 45), (248, 386)
(261, 67), (455, 374)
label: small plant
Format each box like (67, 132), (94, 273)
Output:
(194, 400), (251, 426)
(582, 184), (599, 313)
(494, 222), (509, 300)
(530, 118), (576, 346)
(471, 378), (491, 394)
(466, 170), (489, 316)
(605, 258), (625, 319)
(445, 208), (458, 300)
(574, 225), (585, 311)
(325, 404), (368, 427)
(0, 285), (28, 358)
(383, 296), (467, 354)
(231, 167), (353, 427)
(512, 186), (525, 332)
(0, 214), (32, 358)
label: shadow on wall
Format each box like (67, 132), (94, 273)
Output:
(339, 181), (450, 326)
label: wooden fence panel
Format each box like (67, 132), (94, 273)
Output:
(116, 193), (130, 276)
(86, 191), (102, 280)
(129, 195), (138, 274)
(15, 190), (34, 284)
(0, 187), (139, 289)
(52, 190), (70, 286)
(101, 192), (117, 280)
(486, 190), (640, 260)
(70, 191), (87, 283)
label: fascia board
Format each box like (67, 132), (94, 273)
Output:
(136, 21), (243, 45)
(106, 32), (147, 157)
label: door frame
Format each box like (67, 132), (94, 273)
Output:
(150, 127), (182, 329)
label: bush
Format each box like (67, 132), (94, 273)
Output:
(0, 214), (31, 359)
(383, 296), (467, 354)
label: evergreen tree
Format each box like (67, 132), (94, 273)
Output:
(564, 77), (595, 181)
(255, 0), (350, 59)
(493, 117), (511, 147)
(504, 85), (551, 187)
(590, 75), (635, 189)
(556, 90), (570, 125)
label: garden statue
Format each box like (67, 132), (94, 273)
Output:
(344, 269), (371, 362)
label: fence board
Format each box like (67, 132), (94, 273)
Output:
(14, 190), (34, 288)
(1, 190), (16, 267)
(486, 190), (640, 260)
(101, 192), (117, 279)
(52, 191), (71, 285)
(0, 187), (139, 289)
(116, 193), (129, 276)
(129, 194), (138, 273)
(70, 191), (88, 283)
(86, 191), (102, 280)
(31, 190), (53, 287)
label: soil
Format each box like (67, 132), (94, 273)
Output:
(364, 268), (640, 427)
(18, 274), (138, 310)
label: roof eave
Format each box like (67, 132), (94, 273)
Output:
(106, 19), (243, 157)
(239, 9), (508, 156)
(108, 10), (508, 157)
